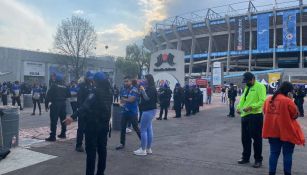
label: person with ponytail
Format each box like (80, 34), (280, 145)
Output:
(263, 81), (305, 175)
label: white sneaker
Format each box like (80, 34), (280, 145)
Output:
(147, 148), (153, 154)
(126, 128), (132, 134)
(133, 148), (147, 156)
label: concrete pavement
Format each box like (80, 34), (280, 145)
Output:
(2, 95), (307, 175)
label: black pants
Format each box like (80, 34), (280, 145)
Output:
(85, 125), (108, 175)
(192, 99), (199, 114)
(33, 99), (41, 114)
(71, 101), (78, 113)
(296, 102), (304, 116)
(49, 101), (67, 138)
(113, 96), (119, 103)
(229, 99), (235, 117)
(120, 115), (140, 146)
(76, 115), (85, 148)
(174, 101), (181, 117)
(12, 96), (22, 109)
(185, 100), (192, 116)
(159, 105), (168, 119)
(2, 95), (7, 106)
(241, 113), (263, 162)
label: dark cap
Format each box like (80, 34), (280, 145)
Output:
(242, 72), (255, 83)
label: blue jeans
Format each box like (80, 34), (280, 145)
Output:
(269, 138), (295, 174)
(140, 109), (157, 150)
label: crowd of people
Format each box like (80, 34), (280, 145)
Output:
(1, 70), (305, 175)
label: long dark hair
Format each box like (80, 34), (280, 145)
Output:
(145, 74), (155, 88)
(270, 81), (294, 103)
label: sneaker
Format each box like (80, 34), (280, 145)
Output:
(126, 128), (132, 134)
(75, 146), (85, 152)
(133, 148), (147, 156)
(147, 148), (153, 154)
(116, 144), (125, 150)
(57, 134), (66, 139)
(45, 137), (56, 142)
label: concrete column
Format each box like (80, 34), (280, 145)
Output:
(300, 0), (304, 68)
(189, 38), (196, 78)
(206, 36), (212, 78)
(226, 16), (231, 75)
(248, 13), (253, 71)
(273, 7), (277, 69)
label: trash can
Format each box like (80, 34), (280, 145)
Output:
(23, 94), (33, 108)
(112, 103), (122, 131)
(0, 106), (19, 149)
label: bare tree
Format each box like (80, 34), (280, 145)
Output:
(54, 16), (97, 79)
(126, 44), (150, 78)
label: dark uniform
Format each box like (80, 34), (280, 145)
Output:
(228, 85), (237, 117)
(173, 84), (184, 118)
(294, 87), (306, 117)
(45, 79), (70, 141)
(184, 85), (193, 116)
(76, 81), (93, 150)
(192, 86), (202, 114)
(70, 73), (113, 175)
(158, 85), (172, 120)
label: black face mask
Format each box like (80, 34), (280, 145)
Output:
(246, 83), (252, 87)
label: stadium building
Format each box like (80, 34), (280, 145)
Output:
(143, 0), (307, 81)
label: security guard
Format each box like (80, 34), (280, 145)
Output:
(45, 74), (70, 142)
(184, 85), (193, 116)
(64, 72), (113, 175)
(236, 72), (266, 168)
(75, 71), (94, 152)
(173, 83), (183, 118)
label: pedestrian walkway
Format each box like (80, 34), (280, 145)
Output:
(2, 96), (307, 175)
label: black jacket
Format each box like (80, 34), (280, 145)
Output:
(228, 87), (237, 100)
(139, 86), (158, 111)
(45, 83), (70, 108)
(71, 87), (113, 127)
(77, 81), (93, 107)
(158, 87), (172, 107)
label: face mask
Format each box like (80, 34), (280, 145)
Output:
(246, 82), (253, 87)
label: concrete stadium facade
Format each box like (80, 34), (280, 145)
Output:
(143, 1), (307, 78)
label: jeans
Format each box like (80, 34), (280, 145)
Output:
(241, 113), (263, 162)
(120, 115), (141, 146)
(269, 138), (295, 175)
(207, 95), (212, 104)
(140, 110), (157, 150)
(33, 99), (41, 114)
(229, 99), (235, 117)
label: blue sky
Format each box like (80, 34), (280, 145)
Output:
(0, 0), (297, 56)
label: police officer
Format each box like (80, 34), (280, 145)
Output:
(184, 85), (193, 116)
(173, 83), (183, 118)
(227, 83), (237, 118)
(157, 84), (172, 120)
(45, 74), (70, 142)
(64, 72), (113, 175)
(11, 81), (23, 110)
(192, 85), (202, 115)
(75, 71), (94, 152)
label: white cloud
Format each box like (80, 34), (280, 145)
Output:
(137, 0), (169, 32)
(96, 24), (144, 56)
(0, 0), (53, 51)
(73, 10), (85, 15)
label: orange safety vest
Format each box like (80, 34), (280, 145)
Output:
(263, 94), (305, 145)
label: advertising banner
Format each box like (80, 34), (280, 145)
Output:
(212, 62), (222, 86)
(257, 14), (270, 51)
(150, 49), (185, 91)
(268, 73), (281, 94)
(235, 17), (245, 51)
(24, 61), (45, 76)
(283, 10), (297, 49)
